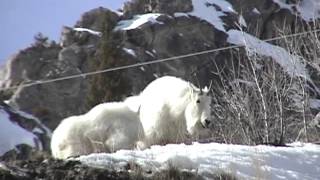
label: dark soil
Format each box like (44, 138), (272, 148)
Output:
(0, 156), (130, 180)
(0, 148), (236, 180)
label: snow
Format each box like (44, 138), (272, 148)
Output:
(145, 50), (155, 57)
(273, 0), (320, 21)
(15, 109), (52, 137)
(77, 142), (320, 180)
(152, 49), (157, 54)
(252, 8), (261, 15)
(186, 0), (235, 32)
(122, 48), (137, 57)
(115, 0), (237, 32)
(115, 13), (163, 31)
(140, 67), (146, 71)
(73, 28), (102, 37)
(310, 98), (320, 109)
(227, 29), (308, 78)
(174, 13), (190, 18)
(0, 109), (39, 156)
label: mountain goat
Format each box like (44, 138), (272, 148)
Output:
(137, 76), (212, 149)
(51, 102), (144, 159)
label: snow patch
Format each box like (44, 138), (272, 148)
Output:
(73, 28), (102, 37)
(77, 142), (320, 180)
(174, 13), (190, 18)
(122, 48), (137, 57)
(115, 13), (163, 30)
(115, 0), (239, 33)
(310, 98), (320, 109)
(153, 73), (159, 78)
(186, 0), (235, 32)
(273, 0), (320, 21)
(252, 8), (261, 15)
(0, 109), (40, 156)
(227, 29), (308, 78)
(145, 50), (155, 57)
(140, 67), (145, 71)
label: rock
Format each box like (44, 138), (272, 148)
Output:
(147, 0), (193, 14)
(58, 45), (87, 69)
(123, 0), (193, 17)
(0, 102), (51, 154)
(4, 42), (92, 130)
(117, 12), (229, 94)
(0, 156), (130, 180)
(75, 7), (120, 30)
(1, 8), (121, 130)
(59, 26), (76, 47)
(0, 45), (61, 89)
(8, 65), (89, 130)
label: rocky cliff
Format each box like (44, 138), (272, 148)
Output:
(0, 0), (320, 148)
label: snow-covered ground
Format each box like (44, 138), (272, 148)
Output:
(0, 109), (40, 156)
(77, 142), (320, 180)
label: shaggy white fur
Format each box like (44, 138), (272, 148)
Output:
(51, 76), (212, 158)
(137, 76), (212, 149)
(51, 102), (144, 159)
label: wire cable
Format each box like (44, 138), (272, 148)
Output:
(1, 28), (320, 91)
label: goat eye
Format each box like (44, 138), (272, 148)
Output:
(196, 99), (200, 103)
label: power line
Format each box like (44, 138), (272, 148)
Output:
(1, 28), (320, 91)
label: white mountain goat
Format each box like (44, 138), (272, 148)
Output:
(51, 102), (144, 159)
(137, 76), (212, 149)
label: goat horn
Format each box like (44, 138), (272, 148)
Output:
(194, 75), (203, 95)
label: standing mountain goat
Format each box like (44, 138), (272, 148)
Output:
(51, 102), (144, 159)
(137, 76), (212, 149)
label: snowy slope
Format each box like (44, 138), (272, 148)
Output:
(227, 29), (308, 78)
(0, 109), (40, 156)
(77, 142), (320, 180)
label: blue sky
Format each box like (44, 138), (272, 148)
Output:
(0, 0), (126, 65)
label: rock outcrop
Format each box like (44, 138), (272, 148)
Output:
(1, 8), (119, 130)
(0, 102), (51, 154)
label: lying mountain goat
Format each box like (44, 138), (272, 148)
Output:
(137, 76), (212, 149)
(51, 102), (144, 159)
